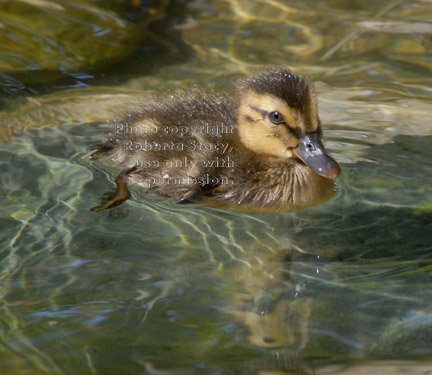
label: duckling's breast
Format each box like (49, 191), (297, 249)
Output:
(207, 160), (336, 212)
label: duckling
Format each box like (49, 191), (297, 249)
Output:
(89, 66), (340, 212)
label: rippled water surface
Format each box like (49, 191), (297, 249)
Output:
(1, 0), (432, 374)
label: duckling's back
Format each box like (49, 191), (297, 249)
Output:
(90, 87), (242, 202)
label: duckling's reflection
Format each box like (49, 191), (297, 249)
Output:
(227, 248), (322, 375)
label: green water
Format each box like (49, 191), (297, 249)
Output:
(1, 0), (432, 374)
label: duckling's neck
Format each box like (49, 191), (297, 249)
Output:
(287, 161), (336, 210)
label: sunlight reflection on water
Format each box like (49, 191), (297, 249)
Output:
(1, 0), (432, 374)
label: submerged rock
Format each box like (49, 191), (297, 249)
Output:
(0, 87), (146, 141)
(0, 0), (143, 73)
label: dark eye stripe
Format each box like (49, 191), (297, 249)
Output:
(244, 115), (256, 122)
(249, 105), (267, 119)
(248, 104), (301, 138)
(286, 125), (301, 138)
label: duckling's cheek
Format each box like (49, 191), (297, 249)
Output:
(285, 149), (294, 158)
(281, 135), (300, 151)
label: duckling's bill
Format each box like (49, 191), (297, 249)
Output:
(293, 131), (341, 179)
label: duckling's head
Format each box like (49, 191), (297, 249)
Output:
(237, 66), (340, 179)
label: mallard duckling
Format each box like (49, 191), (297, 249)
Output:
(90, 66), (340, 212)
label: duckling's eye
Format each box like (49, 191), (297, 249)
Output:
(268, 111), (285, 125)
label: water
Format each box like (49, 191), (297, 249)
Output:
(1, 0), (432, 374)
